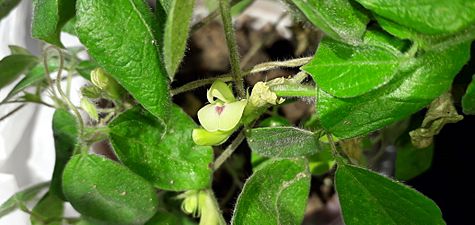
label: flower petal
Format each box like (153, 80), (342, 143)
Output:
(217, 100), (247, 131)
(197, 104), (220, 132)
(207, 80), (236, 103)
(192, 128), (232, 146)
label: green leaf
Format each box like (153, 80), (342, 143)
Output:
(61, 16), (77, 36)
(0, 54), (38, 89)
(232, 159), (311, 225)
(109, 105), (213, 191)
(246, 127), (320, 158)
(258, 115), (291, 128)
(158, 0), (171, 13)
(395, 135), (433, 181)
(8, 45), (32, 55)
(250, 116), (292, 170)
(76, 60), (97, 81)
(462, 75), (475, 115)
(231, 0), (253, 16)
(30, 192), (64, 225)
(356, 0), (475, 35)
(32, 0), (76, 47)
(315, 42), (470, 138)
(1, 61), (59, 103)
(308, 147), (335, 176)
(76, 0), (171, 121)
(376, 16), (475, 50)
(163, 0), (195, 78)
(145, 209), (196, 225)
(335, 164), (444, 225)
(0, 182), (49, 219)
(302, 32), (404, 98)
(50, 109), (78, 200)
(154, 0), (167, 55)
(2, 65), (43, 102)
(62, 154), (158, 225)
(288, 0), (369, 45)
(0, 0), (20, 20)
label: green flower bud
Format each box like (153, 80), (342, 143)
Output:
(90, 68), (123, 99)
(80, 98), (98, 121)
(81, 85), (102, 99)
(181, 190), (200, 217)
(248, 81), (284, 108)
(179, 190), (222, 225)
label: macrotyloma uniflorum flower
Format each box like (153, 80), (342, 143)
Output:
(192, 80), (247, 146)
(192, 80), (285, 146)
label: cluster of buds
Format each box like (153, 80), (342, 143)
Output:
(179, 190), (223, 225)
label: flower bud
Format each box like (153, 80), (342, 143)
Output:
(90, 68), (123, 99)
(181, 191), (200, 217)
(248, 81), (284, 108)
(80, 98), (98, 121)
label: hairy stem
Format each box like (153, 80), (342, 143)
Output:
(270, 84), (315, 97)
(326, 133), (338, 158)
(45, 46), (85, 137)
(171, 57), (312, 96)
(219, 0), (245, 98)
(213, 130), (246, 171)
(191, 0), (241, 33)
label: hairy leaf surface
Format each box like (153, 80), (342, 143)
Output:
(63, 154), (158, 225)
(315, 42), (470, 138)
(336, 164), (444, 225)
(32, 0), (76, 46)
(247, 127), (320, 158)
(356, 0), (475, 35)
(163, 0), (195, 78)
(76, 0), (170, 120)
(109, 105), (213, 191)
(289, 0), (369, 45)
(50, 109), (78, 200)
(232, 159), (310, 225)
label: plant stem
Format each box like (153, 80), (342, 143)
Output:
(191, 0), (241, 33)
(270, 84), (315, 97)
(45, 46), (85, 136)
(326, 133), (338, 157)
(0, 100), (54, 108)
(0, 104), (25, 122)
(43, 49), (61, 102)
(171, 57), (312, 96)
(213, 130), (246, 171)
(218, 0), (245, 98)
(326, 133), (346, 165)
(291, 71), (309, 83)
